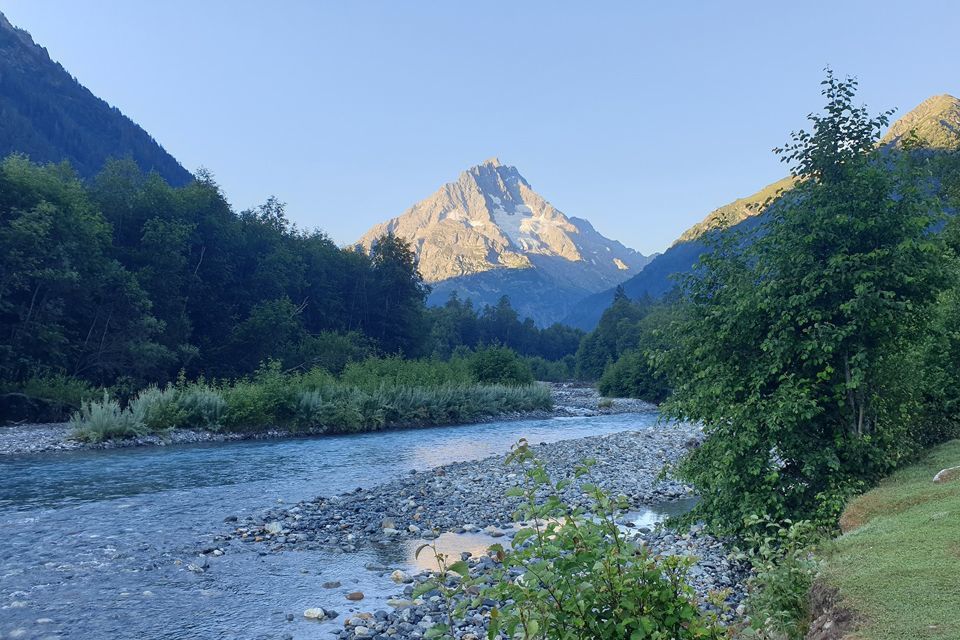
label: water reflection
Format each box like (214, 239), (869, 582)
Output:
(405, 497), (699, 573)
(405, 531), (510, 572)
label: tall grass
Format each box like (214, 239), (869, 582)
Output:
(69, 359), (552, 442)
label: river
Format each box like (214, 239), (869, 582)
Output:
(0, 411), (681, 640)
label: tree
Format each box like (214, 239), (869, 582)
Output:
(574, 286), (649, 380)
(660, 72), (952, 534)
(365, 233), (430, 356)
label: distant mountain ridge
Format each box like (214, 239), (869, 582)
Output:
(0, 11), (191, 184)
(358, 158), (653, 325)
(564, 93), (960, 329)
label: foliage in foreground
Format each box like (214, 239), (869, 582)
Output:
(70, 359), (551, 442)
(660, 72), (955, 536)
(415, 440), (728, 640)
(736, 517), (821, 640)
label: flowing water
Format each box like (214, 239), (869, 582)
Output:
(0, 412), (684, 640)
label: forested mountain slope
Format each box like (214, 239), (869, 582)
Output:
(0, 12), (191, 184)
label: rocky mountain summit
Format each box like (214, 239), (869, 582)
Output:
(358, 159), (652, 324)
(881, 93), (960, 149)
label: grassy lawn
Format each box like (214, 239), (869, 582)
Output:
(819, 439), (960, 640)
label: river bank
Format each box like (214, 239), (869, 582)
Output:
(208, 426), (747, 638)
(0, 383), (653, 456)
(806, 438), (960, 640)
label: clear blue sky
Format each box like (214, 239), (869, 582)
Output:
(2, 1), (958, 254)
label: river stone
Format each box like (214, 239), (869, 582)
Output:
(303, 608), (326, 620)
(264, 522), (283, 534)
(933, 466), (960, 484)
(346, 591), (364, 601)
(387, 598), (413, 608)
(390, 569), (410, 583)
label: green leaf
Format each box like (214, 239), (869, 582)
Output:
(424, 623), (449, 638)
(412, 580), (438, 598)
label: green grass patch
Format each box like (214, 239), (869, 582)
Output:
(819, 439), (960, 640)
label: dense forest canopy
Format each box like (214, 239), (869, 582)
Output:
(0, 155), (580, 391)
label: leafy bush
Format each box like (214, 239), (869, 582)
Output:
(128, 384), (185, 432)
(70, 392), (148, 442)
(415, 440), (726, 639)
(288, 331), (374, 375)
(598, 349), (670, 403)
(294, 383), (551, 434)
(466, 345), (533, 386)
(737, 516), (821, 640)
(178, 383), (226, 430)
(220, 360), (302, 431)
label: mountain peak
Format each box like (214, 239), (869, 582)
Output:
(357, 161), (651, 323)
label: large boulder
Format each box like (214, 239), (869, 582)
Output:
(933, 466), (960, 484)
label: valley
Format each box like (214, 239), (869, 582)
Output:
(0, 6), (959, 640)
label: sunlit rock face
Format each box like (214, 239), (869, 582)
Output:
(357, 158), (652, 324)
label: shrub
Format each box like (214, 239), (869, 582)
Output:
(70, 359), (552, 439)
(178, 383), (227, 430)
(290, 331), (374, 375)
(70, 392), (147, 442)
(222, 361), (299, 431)
(737, 516), (821, 640)
(466, 345), (533, 386)
(128, 384), (185, 431)
(598, 349), (671, 403)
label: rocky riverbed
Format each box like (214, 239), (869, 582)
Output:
(0, 383), (653, 456)
(209, 426), (748, 638)
(327, 522), (745, 640)
(231, 428), (700, 553)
